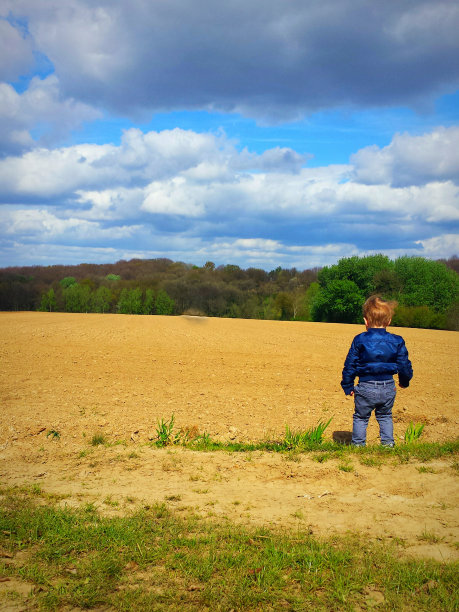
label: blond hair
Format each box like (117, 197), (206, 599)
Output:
(363, 296), (397, 327)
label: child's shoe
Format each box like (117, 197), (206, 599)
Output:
(381, 442), (395, 448)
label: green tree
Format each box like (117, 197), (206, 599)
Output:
(392, 305), (446, 329)
(373, 268), (403, 299)
(446, 299), (459, 331)
(63, 284), (91, 312)
(241, 295), (264, 319)
(60, 276), (77, 289)
(274, 292), (294, 320)
(312, 279), (364, 324)
(155, 289), (174, 315)
(394, 256), (459, 312)
(262, 296), (281, 320)
(294, 281), (320, 321)
(117, 288), (143, 314)
(226, 303), (242, 318)
(318, 255), (393, 296)
(39, 288), (57, 312)
(143, 288), (155, 314)
(92, 286), (112, 313)
(117, 289), (130, 314)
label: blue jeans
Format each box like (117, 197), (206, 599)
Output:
(352, 380), (396, 446)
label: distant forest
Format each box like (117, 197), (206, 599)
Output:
(1, 255), (458, 330)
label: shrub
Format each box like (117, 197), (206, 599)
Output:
(393, 305), (446, 329)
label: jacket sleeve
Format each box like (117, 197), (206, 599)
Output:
(341, 338), (359, 395)
(396, 338), (413, 387)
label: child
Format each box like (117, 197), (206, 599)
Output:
(341, 296), (413, 447)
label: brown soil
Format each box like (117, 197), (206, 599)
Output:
(1, 312), (458, 562)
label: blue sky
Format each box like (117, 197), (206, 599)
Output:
(1, 0), (458, 271)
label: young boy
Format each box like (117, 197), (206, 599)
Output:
(341, 296), (413, 447)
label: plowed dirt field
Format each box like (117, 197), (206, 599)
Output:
(1, 312), (458, 561)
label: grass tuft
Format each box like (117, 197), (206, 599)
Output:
(90, 433), (106, 446)
(283, 418), (332, 450)
(405, 422), (425, 444)
(46, 429), (60, 440)
(155, 414), (182, 447)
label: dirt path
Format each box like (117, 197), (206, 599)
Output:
(1, 312), (458, 560)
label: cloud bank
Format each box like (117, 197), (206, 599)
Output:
(1, 126), (458, 268)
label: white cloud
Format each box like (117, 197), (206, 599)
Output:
(75, 188), (144, 221)
(233, 238), (281, 251)
(142, 178), (206, 217)
(0, 126), (457, 269)
(2, 208), (141, 241)
(351, 127), (459, 187)
(415, 234), (459, 258)
(0, 140), (115, 196)
(0, 75), (100, 155)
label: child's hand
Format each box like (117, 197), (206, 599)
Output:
(347, 391), (354, 397)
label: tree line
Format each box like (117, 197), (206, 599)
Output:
(0, 255), (458, 329)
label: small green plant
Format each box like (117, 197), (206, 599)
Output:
(292, 509), (305, 520)
(46, 429), (60, 440)
(417, 531), (444, 544)
(103, 495), (119, 507)
(190, 431), (212, 448)
(155, 414), (182, 447)
(359, 456), (383, 468)
(404, 422), (425, 443)
(283, 450), (302, 462)
(90, 433), (106, 446)
(283, 418), (332, 449)
(313, 452), (331, 463)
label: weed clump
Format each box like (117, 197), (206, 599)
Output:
(90, 433), (106, 446)
(404, 422), (425, 444)
(282, 418), (332, 450)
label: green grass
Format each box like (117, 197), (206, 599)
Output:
(417, 466), (437, 474)
(405, 422), (426, 444)
(418, 531), (445, 545)
(0, 486), (457, 611)
(90, 433), (106, 446)
(359, 455), (383, 468)
(185, 437), (459, 464)
(46, 429), (60, 440)
(149, 416), (459, 462)
(338, 462), (354, 472)
(283, 418), (332, 449)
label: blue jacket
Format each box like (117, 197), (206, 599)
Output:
(341, 327), (413, 395)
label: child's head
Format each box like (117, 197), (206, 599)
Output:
(363, 296), (397, 328)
